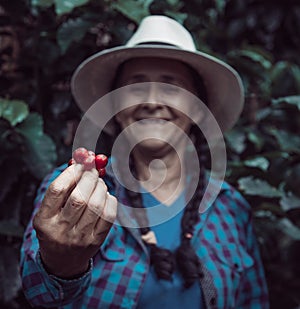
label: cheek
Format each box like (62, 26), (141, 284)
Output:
(115, 108), (135, 129)
(180, 101), (204, 125)
(181, 118), (193, 132)
(168, 95), (196, 116)
(114, 88), (144, 111)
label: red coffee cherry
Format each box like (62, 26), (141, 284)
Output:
(73, 147), (89, 163)
(83, 155), (95, 171)
(68, 158), (75, 166)
(95, 154), (108, 170)
(88, 150), (95, 157)
(98, 168), (106, 178)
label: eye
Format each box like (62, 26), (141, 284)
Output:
(160, 84), (180, 94)
(128, 84), (147, 95)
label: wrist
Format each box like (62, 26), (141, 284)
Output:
(39, 250), (90, 279)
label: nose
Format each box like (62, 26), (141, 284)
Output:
(143, 83), (163, 110)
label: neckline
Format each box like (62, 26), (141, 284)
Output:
(140, 185), (186, 208)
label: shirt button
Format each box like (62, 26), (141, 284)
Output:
(210, 297), (216, 305)
(199, 271), (204, 279)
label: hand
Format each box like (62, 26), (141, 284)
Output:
(33, 163), (117, 278)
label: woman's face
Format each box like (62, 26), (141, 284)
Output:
(113, 57), (204, 154)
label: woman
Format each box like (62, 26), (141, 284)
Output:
(20, 15), (269, 308)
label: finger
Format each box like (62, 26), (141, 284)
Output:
(60, 169), (99, 227)
(75, 178), (108, 232)
(39, 164), (84, 218)
(93, 193), (117, 242)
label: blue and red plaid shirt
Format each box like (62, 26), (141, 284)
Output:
(20, 163), (269, 308)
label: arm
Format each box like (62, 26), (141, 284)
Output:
(20, 222), (93, 307)
(232, 190), (270, 308)
(20, 163), (117, 307)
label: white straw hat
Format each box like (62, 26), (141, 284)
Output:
(71, 15), (244, 135)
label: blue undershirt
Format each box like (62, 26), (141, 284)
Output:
(137, 190), (204, 309)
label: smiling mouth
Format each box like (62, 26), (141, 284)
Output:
(136, 118), (169, 124)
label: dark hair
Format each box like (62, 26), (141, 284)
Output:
(175, 125), (207, 287)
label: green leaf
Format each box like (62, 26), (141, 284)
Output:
(57, 18), (94, 54)
(277, 218), (300, 240)
(166, 0), (180, 5)
(16, 114), (57, 179)
(238, 176), (282, 198)
(280, 192), (300, 211)
(255, 107), (272, 121)
(268, 128), (300, 153)
(215, 0), (226, 13)
(272, 95), (300, 111)
(291, 65), (300, 93)
(0, 99), (29, 126)
(165, 11), (187, 24)
(247, 130), (265, 151)
(229, 49), (272, 70)
(54, 0), (90, 15)
(271, 62), (300, 94)
(270, 61), (290, 81)
(111, 0), (154, 24)
(31, 0), (54, 8)
(225, 129), (246, 154)
(244, 157), (270, 171)
(254, 202), (285, 217)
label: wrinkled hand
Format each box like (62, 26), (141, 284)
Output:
(33, 163), (117, 278)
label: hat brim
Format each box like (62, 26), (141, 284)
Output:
(71, 45), (244, 135)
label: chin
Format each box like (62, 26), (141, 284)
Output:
(134, 138), (172, 154)
(142, 138), (168, 147)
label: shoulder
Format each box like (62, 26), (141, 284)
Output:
(220, 181), (251, 215)
(198, 179), (254, 248)
(208, 178), (252, 227)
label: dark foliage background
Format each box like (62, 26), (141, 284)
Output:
(0, 0), (299, 308)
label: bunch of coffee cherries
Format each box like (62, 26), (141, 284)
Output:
(69, 147), (108, 178)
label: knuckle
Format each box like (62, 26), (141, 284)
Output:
(87, 201), (103, 217)
(47, 182), (64, 197)
(82, 170), (98, 182)
(108, 194), (118, 207)
(102, 204), (116, 223)
(32, 213), (42, 231)
(70, 233), (89, 249)
(98, 178), (108, 192)
(69, 191), (87, 209)
(33, 215), (52, 240)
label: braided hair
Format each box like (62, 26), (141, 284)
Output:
(175, 126), (207, 288)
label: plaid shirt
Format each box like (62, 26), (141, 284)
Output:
(20, 163), (269, 309)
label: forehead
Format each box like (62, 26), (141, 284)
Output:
(118, 57), (195, 81)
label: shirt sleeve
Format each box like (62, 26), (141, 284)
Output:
(232, 189), (270, 309)
(20, 164), (93, 307)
